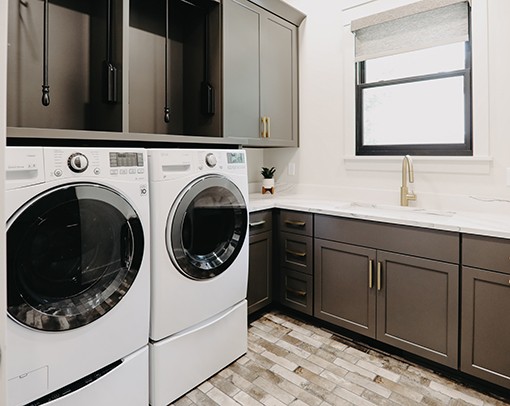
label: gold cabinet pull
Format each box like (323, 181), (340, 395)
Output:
(377, 261), (382, 291)
(369, 259), (373, 289)
(286, 287), (307, 297)
(285, 220), (306, 227)
(249, 220), (266, 227)
(261, 117), (267, 138)
(267, 116), (271, 138)
(286, 249), (306, 258)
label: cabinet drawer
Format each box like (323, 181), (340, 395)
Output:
(249, 210), (273, 236)
(279, 210), (313, 236)
(280, 232), (313, 275)
(315, 214), (459, 263)
(462, 234), (510, 275)
(280, 268), (313, 315)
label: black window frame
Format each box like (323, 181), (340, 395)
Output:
(355, 21), (473, 156)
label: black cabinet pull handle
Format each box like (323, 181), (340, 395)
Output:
(164, 0), (170, 123)
(41, 0), (50, 106)
(286, 287), (307, 297)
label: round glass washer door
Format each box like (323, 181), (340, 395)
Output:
(167, 174), (248, 280)
(7, 183), (144, 332)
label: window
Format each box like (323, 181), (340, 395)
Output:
(352, 0), (472, 156)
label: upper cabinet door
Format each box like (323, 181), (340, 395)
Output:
(223, 0), (261, 140)
(223, 0), (299, 147)
(260, 15), (297, 146)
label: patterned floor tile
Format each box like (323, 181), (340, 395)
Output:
(170, 311), (509, 406)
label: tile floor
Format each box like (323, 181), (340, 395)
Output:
(171, 311), (509, 406)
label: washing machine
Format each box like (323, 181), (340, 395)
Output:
(5, 147), (150, 406)
(148, 149), (249, 406)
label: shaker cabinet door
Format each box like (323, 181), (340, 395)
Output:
(314, 239), (377, 338)
(376, 251), (459, 369)
(461, 266), (510, 390)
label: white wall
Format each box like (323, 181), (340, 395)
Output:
(0, 0), (7, 402)
(256, 0), (510, 214)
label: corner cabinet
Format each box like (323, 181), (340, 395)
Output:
(314, 215), (460, 369)
(461, 235), (510, 390)
(223, 0), (302, 147)
(248, 211), (273, 315)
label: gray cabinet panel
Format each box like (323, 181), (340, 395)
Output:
(377, 251), (459, 368)
(260, 16), (295, 143)
(462, 234), (510, 275)
(314, 239), (377, 338)
(315, 215), (459, 263)
(223, 0), (299, 146)
(461, 266), (510, 389)
(248, 230), (273, 314)
(223, 0), (260, 140)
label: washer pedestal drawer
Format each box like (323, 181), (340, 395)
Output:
(149, 300), (247, 406)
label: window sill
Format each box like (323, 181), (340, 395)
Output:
(344, 155), (492, 174)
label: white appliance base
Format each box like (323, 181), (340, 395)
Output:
(149, 300), (247, 406)
(11, 346), (148, 406)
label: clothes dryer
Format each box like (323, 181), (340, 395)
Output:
(148, 149), (249, 406)
(5, 147), (150, 406)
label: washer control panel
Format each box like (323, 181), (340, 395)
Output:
(44, 148), (147, 181)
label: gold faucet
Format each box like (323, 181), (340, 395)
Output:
(400, 155), (417, 206)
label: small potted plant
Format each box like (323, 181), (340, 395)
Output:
(261, 166), (276, 194)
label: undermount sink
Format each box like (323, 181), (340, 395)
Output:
(335, 202), (456, 220)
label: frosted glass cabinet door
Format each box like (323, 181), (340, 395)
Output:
(223, 0), (299, 146)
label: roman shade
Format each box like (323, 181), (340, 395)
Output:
(351, 0), (470, 62)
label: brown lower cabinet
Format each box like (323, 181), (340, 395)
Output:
(461, 267), (510, 390)
(314, 214), (459, 369)
(248, 209), (510, 391)
(248, 211), (273, 315)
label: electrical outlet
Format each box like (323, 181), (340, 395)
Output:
(288, 162), (296, 176)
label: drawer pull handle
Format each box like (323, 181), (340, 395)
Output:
(369, 259), (373, 289)
(286, 287), (307, 297)
(377, 262), (382, 291)
(286, 249), (306, 258)
(285, 220), (306, 227)
(249, 220), (266, 227)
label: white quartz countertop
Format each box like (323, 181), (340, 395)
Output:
(249, 193), (510, 239)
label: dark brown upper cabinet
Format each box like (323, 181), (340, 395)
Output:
(128, 0), (221, 138)
(7, 0), (123, 135)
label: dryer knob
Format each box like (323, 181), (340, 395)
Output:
(68, 153), (89, 173)
(205, 153), (217, 168)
